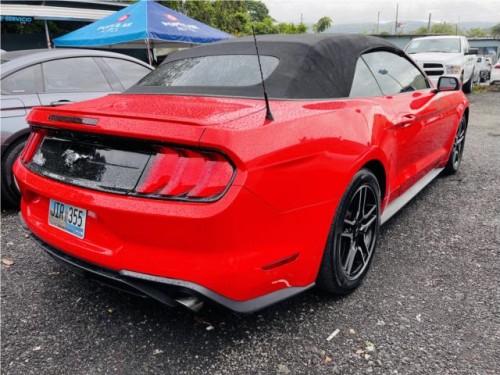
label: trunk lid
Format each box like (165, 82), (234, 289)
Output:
(27, 94), (266, 146)
(36, 93), (264, 126)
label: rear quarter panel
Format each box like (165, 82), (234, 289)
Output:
(200, 98), (394, 213)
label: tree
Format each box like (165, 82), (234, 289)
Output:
(246, 0), (270, 22)
(212, 0), (249, 35)
(160, 0), (303, 36)
(492, 23), (500, 36)
(295, 23), (308, 34)
(248, 17), (279, 35)
(430, 23), (457, 35)
(411, 23), (461, 36)
(277, 22), (307, 34)
(160, 1), (183, 11)
(413, 26), (428, 35)
(467, 28), (486, 38)
(313, 16), (332, 33)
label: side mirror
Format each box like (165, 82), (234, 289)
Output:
(435, 76), (460, 93)
(466, 48), (478, 55)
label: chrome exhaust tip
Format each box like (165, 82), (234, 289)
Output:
(175, 295), (204, 312)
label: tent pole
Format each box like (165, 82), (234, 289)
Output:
(44, 19), (52, 48)
(146, 38), (153, 66)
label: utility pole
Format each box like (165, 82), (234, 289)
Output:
(427, 13), (432, 34)
(394, 3), (399, 34)
(376, 11), (380, 34)
(301, 13), (303, 24)
(456, 16), (460, 35)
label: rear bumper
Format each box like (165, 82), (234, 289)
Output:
(14, 159), (332, 309)
(24, 221), (313, 313)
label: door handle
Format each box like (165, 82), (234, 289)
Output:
(50, 100), (73, 106)
(397, 114), (417, 128)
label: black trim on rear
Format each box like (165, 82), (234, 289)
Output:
(21, 215), (313, 313)
(24, 126), (236, 203)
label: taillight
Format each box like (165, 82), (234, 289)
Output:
(135, 147), (234, 201)
(20, 130), (45, 163)
(495, 65), (500, 69)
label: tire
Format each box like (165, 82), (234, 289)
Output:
(442, 115), (467, 175)
(317, 169), (381, 295)
(463, 72), (473, 94)
(1, 137), (27, 208)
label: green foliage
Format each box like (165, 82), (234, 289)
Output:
(1, 19), (87, 37)
(413, 26), (428, 35)
(212, 0), (249, 35)
(492, 23), (500, 36)
(160, 1), (183, 11)
(248, 17), (278, 35)
(276, 22), (307, 34)
(467, 28), (486, 38)
(245, 0), (270, 22)
(429, 23), (457, 35)
(313, 16), (332, 33)
(158, 0), (305, 36)
(411, 23), (462, 36)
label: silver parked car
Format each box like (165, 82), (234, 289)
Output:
(1, 49), (152, 206)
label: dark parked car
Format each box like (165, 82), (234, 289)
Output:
(1, 48), (152, 206)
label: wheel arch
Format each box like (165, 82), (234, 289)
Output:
(350, 146), (391, 204)
(361, 159), (387, 201)
(1, 128), (31, 156)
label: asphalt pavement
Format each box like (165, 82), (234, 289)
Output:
(1, 91), (499, 375)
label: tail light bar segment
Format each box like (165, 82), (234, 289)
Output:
(22, 128), (235, 202)
(135, 146), (235, 201)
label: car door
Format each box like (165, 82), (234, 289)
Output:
(1, 64), (43, 143)
(362, 51), (455, 196)
(37, 57), (115, 107)
(462, 38), (476, 81)
(99, 58), (152, 90)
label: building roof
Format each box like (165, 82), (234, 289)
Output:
(0, 0), (125, 22)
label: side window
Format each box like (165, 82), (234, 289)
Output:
(102, 58), (151, 89)
(349, 58), (383, 97)
(362, 51), (430, 95)
(42, 57), (112, 93)
(1, 64), (43, 95)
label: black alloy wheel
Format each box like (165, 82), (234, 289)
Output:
(443, 115), (467, 175)
(317, 169), (381, 294)
(339, 185), (379, 280)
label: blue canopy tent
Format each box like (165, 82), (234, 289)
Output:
(53, 0), (233, 64)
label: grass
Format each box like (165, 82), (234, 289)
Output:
(472, 83), (499, 93)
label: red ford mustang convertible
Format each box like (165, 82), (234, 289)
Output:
(14, 35), (468, 313)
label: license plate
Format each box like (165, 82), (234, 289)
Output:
(48, 199), (87, 239)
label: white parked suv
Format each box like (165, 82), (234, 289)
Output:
(475, 56), (491, 82)
(490, 62), (500, 85)
(404, 36), (477, 93)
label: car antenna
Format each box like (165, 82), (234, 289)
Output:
(252, 26), (274, 121)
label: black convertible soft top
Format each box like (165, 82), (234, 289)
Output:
(129, 34), (401, 99)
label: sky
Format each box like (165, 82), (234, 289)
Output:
(262, 0), (500, 25)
